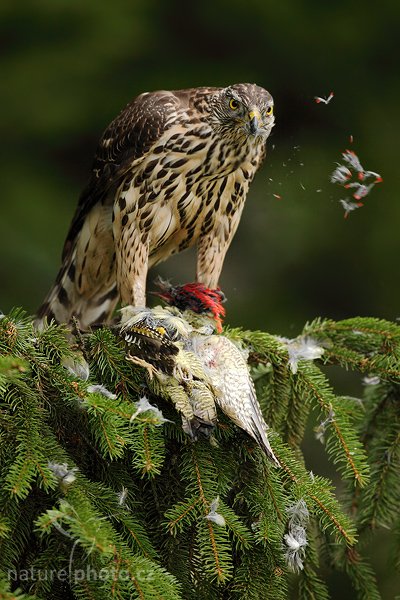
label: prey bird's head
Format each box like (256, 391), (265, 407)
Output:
(152, 279), (226, 333)
(209, 83), (274, 142)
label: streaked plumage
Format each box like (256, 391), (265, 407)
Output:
(37, 83), (274, 328)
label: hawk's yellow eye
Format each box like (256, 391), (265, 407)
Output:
(266, 105), (273, 116)
(229, 99), (239, 110)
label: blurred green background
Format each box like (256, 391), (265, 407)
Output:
(1, 0), (399, 595)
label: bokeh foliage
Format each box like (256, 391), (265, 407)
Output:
(1, 0), (398, 333)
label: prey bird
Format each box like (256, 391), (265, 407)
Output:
(121, 305), (280, 466)
(37, 83), (275, 328)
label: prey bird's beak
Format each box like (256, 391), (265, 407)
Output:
(248, 108), (262, 135)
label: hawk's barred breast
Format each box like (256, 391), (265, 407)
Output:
(37, 84), (275, 328)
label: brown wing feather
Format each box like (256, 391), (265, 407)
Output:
(62, 90), (183, 260)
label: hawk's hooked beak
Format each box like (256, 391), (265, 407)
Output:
(248, 108), (262, 135)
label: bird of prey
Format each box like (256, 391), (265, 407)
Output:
(38, 83), (275, 328)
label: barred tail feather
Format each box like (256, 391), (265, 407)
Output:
(37, 227), (119, 331)
(37, 196), (119, 329)
(37, 257), (119, 330)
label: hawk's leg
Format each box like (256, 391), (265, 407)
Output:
(196, 224), (235, 289)
(196, 197), (245, 288)
(114, 211), (149, 308)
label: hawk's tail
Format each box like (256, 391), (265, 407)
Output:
(36, 249), (119, 330)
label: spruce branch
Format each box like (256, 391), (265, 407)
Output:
(191, 447), (233, 583)
(297, 524), (331, 600)
(1, 311), (400, 598)
(356, 382), (400, 530)
(334, 546), (382, 600)
(165, 496), (201, 536)
(270, 436), (357, 546)
(0, 574), (39, 600)
(295, 363), (370, 486)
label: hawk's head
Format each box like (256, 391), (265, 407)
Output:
(210, 83), (275, 142)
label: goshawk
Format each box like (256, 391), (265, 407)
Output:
(38, 83), (275, 327)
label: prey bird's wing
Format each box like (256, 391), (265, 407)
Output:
(245, 383), (280, 467)
(191, 335), (280, 466)
(62, 90), (183, 261)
